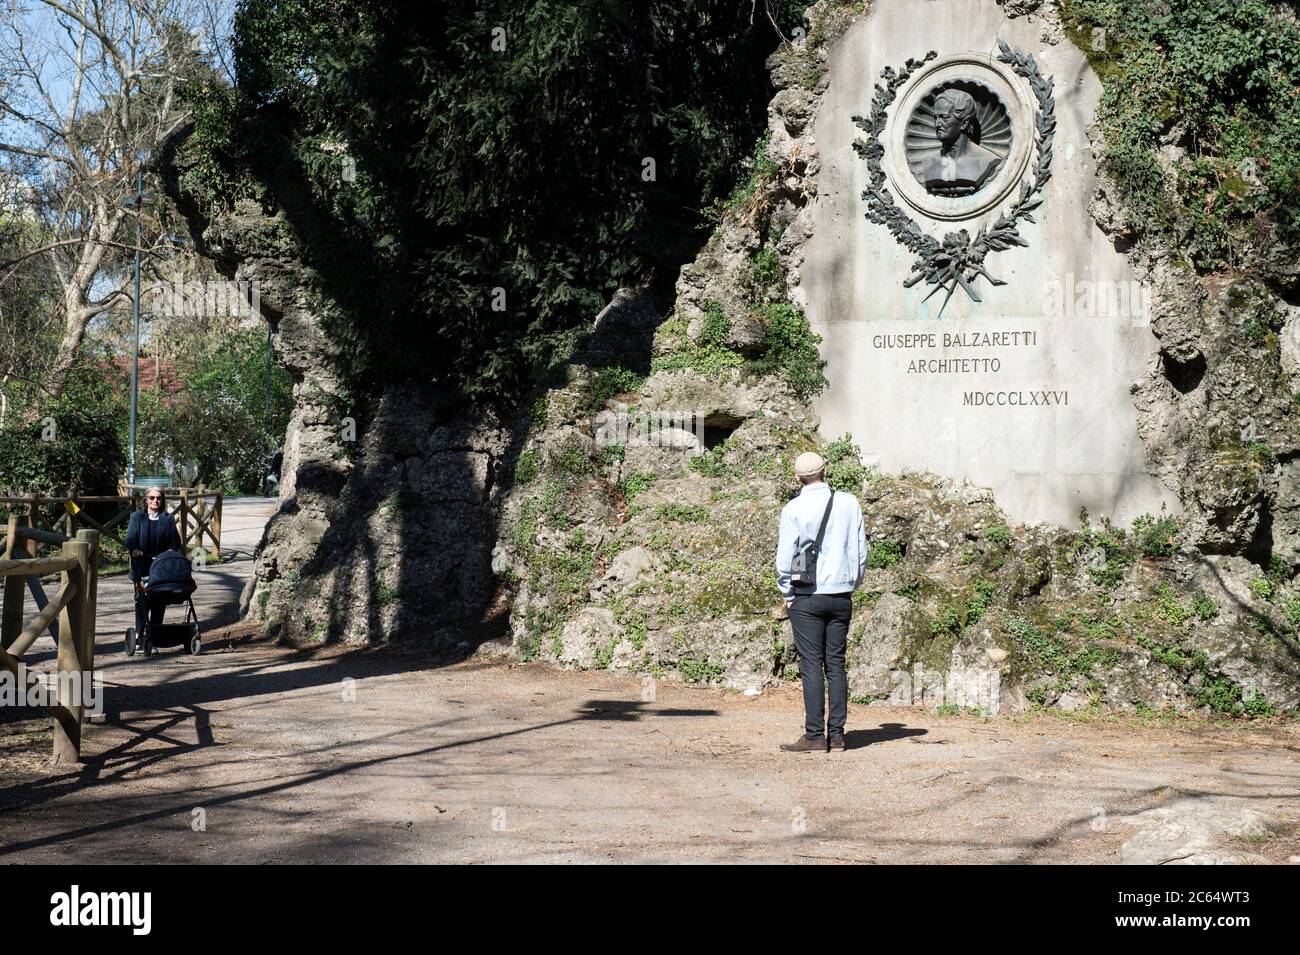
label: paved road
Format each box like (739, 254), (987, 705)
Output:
(20, 497), (276, 671)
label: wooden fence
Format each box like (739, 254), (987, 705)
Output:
(0, 516), (100, 764)
(0, 485), (222, 562)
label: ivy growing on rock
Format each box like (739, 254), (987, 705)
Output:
(1061, 0), (1300, 269)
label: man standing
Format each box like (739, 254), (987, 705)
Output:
(775, 451), (867, 753)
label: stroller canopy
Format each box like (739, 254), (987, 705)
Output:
(145, 549), (197, 597)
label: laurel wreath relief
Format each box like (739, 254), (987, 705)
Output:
(851, 41), (1057, 316)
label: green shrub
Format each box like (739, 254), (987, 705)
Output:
(515, 450), (540, 484)
(867, 539), (903, 569)
(0, 356), (125, 495)
(1005, 616), (1070, 673)
(584, 366), (645, 414)
(689, 446), (732, 477)
(965, 579), (997, 624)
(1248, 576), (1274, 602)
(655, 503), (709, 523)
(532, 395), (550, 428)
(199, 1), (803, 404)
(1283, 595), (1300, 627)
(1061, 0), (1300, 263)
(595, 639), (618, 669)
(931, 603), (961, 636)
(1194, 673), (1243, 713)
(677, 655), (725, 683)
(651, 304), (746, 378)
(1132, 512), (1180, 558)
(1242, 691), (1276, 718)
(1073, 512), (1135, 588)
(620, 472), (657, 503)
(984, 524), (1012, 546)
(699, 302), (730, 348)
(1154, 582), (1191, 627)
(752, 302), (828, 400)
(749, 248), (781, 288)
(823, 434), (868, 492)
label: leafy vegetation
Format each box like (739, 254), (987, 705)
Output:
(1061, 0), (1300, 267)
(748, 303), (828, 400)
(822, 434), (869, 493)
(1131, 511), (1180, 558)
(867, 539), (903, 569)
(185, 0), (811, 413)
(0, 355), (125, 495)
(620, 472), (658, 503)
(652, 299), (827, 401)
(583, 366), (645, 415)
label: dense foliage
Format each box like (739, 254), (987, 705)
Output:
(136, 326), (293, 492)
(1061, 0), (1300, 270)
(0, 354), (125, 495)
(184, 0), (809, 409)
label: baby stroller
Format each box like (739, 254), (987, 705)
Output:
(125, 549), (201, 657)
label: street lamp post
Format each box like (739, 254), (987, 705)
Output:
(122, 171), (155, 487)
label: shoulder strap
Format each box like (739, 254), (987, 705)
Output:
(812, 490), (835, 551)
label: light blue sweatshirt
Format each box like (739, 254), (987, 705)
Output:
(775, 482), (867, 598)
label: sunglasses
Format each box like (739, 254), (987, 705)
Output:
(146, 495), (162, 501)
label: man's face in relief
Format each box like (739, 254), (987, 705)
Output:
(934, 99), (960, 146)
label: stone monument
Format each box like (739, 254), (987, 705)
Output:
(796, 0), (1178, 528)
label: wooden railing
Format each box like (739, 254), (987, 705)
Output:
(122, 485), (223, 562)
(0, 516), (100, 764)
(0, 485), (222, 562)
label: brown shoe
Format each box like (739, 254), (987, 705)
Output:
(828, 736), (846, 752)
(780, 734), (828, 753)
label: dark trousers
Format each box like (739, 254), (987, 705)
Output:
(788, 592), (852, 739)
(134, 591), (166, 637)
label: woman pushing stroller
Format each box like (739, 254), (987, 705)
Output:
(126, 488), (181, 639)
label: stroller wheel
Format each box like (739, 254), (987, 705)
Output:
(125, 626), (136, 657)
(141, 638), (155, 658)
(188, 632), (202, 655)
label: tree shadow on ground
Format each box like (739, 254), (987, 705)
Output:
(0, 688), (715, 857)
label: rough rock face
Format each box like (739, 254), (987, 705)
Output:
(163, 1), (1298, 717)
(159, 198), (355, 628)
(1128, 270), (1300, 566)
(1044, 0), (1300, 572)
(256, 390), (513, 648)
(490, 0), (1300, 716)
(161, 151), (518, 653)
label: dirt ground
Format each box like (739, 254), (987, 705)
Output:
(1, 498), (1297, 864)
(1, 633), (1297, 863)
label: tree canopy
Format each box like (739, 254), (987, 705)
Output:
(185, 0), (807, 406)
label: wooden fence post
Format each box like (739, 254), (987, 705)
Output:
(179, 488), (190, 551)
(212, 492), (223, 562)
(1, 514), (21, 651)
(75, 529), (100, 719)
(25, 492), (37, 558)
(193, 484), (206, 555)
(52, 538), (89, 764)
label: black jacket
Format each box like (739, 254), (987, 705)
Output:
(126, 510), (182, 581)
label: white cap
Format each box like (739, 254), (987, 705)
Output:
(794, 451), (826, 477)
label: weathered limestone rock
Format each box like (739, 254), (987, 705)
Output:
(161, 0), (1298, 721)
(846, 593), (920, 697)
(1117, 801), (1276, 865)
